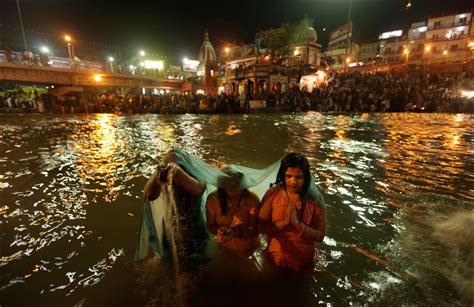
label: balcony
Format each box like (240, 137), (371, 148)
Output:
(427, 34), (468, 42)
(427, 20), (469, 31)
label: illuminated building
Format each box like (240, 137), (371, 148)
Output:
(424, 12), (472, 64)
(195, 30), (218, 95)
(378, 29), (408, 65)
(326, 22), (360, 71)
(358, 42), (379, 63)
(222, 26), (323, 95)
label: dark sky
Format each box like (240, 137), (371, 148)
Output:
(0, 0), (472, 65)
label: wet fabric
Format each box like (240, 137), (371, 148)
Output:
(264, 186), (319, 271)
(134, 148), (325, 261)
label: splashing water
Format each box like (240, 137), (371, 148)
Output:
(160, 172), (186, 307)
(399, 209), (474, 302)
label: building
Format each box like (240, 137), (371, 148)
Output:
(358, 42), (379, 63)
(326, 22), (360, 70)
(424, 12), (472, 64)
(223, 26), (323, 95)
(378, 29), (407, 64)
(195, 30), (218, 94)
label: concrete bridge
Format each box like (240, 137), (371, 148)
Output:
(0, 52), (184, 95)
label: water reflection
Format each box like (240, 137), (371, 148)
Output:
(0, 113), (472, 306)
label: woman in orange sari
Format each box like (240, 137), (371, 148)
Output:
(258, 153), (326, 272)
(206, 183), (260, 257)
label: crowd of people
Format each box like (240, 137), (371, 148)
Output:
(1, 71), (472, 114)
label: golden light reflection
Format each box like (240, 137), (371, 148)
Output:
(75, 114), (124, 203)
(225, 123), (242, 136)
(336, 129), (346, 140)
(380, 114), (468, 199)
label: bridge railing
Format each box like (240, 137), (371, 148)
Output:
(0, 50), (106, 72)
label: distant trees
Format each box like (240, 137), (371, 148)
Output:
(259, 17), (315, 61)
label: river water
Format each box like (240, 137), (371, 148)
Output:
(1, 113), (473, 306)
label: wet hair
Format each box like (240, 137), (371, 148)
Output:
(218, 188), (249, 215)
(274, 152), (312, 201)
(217, 167), (249, 215)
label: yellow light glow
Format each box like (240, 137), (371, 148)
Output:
(225, 47), (230, 53)
(460, 90), (474, 98)
(425, 45), (431, 52)
(294, 49), (300, 56)
(144, 60), (164, 70)
(443, 50), (448, 56)
(468, 41), (474, 49)
(403, 49), (409, 55)
(64, 35), (72, 42)
(346, 57), (351, 63)
(94, 75), (102, 82)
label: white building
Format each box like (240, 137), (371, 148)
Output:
(378, 29), (407, 64)
(425, 12), (472, 63)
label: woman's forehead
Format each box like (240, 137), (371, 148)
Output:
(285, 166), (304, 174)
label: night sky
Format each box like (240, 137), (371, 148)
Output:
(0, 0), (472, 65)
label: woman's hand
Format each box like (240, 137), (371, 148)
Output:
(156, 162), (179, 184)
(290, 206), (300, 227)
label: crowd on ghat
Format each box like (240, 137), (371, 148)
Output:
(1, 71), (473, 114)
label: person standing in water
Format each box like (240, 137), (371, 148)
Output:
(206, 168), (260, 257)
(142, 152), (209, 260)
(258, 153), (326, 272)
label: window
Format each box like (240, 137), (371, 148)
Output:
(450, 45), (458, 51)
(433, 34), (439, 39)
(459, 17), (467, 24)
(434, 21), (441, 28)
(420, 32), (426, 39)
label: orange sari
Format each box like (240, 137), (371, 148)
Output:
(216, 202), (259, 257)
(265, 186), (317, 272)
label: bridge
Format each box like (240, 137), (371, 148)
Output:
(0, 50), (184, 95)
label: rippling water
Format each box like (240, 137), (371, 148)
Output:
(1, 113), (473, 306)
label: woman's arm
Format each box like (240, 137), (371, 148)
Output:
(299, 206), (326, 242)
(172, 164), (206, 198)
(257, 188), (280, 235)
(144, 162), (205, 201)
(144, 169), (161, 201)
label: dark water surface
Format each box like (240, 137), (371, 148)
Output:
(1, 113), (473, 306)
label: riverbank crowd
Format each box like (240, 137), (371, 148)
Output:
(1, 71), (473, 114)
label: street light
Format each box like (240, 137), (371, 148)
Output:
(64, 34), (75, 59)
(403, 49), (410, 61)
(139, 50), (146, 57)
(442, 50), (448, 63)
(423, 45), (431, 72)
(40, 46), (49, 53)
(108, 56), (114, 73)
